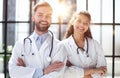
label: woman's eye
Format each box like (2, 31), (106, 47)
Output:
(84, 22), (89, 25)
(77, 20), (81, 23)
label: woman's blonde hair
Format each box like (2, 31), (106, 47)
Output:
(64, 11), (92, 39)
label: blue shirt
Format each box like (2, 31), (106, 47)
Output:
(33, 31), (49, 50)
(32, 31), (49, 78)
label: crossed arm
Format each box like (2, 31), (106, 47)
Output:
(17, 56), (106, 78)
(17, 57), (64, 75)
(66, 60), (107, 78)
(84, 66), (107, 78)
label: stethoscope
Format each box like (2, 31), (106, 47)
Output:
(76, 37), (89, 57)
(21, 30), (54, 63)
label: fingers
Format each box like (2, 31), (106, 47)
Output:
(50, 61), (64, 71)
(94, 66), (107, 76)
(43, 61), (64, 74)
(52, 61), (64, 66)
(99, 66), (107, 76)
(100, 66), (107, 74)
(53, 61), (64, 64)
(17, 57), (25, 67)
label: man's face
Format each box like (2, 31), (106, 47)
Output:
(33, 6), (52, 32)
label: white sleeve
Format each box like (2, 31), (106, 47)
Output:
(41, 66), (84, 78)
(96, 43), (107, 67)
(63, 66), (84, 78)
(92, 40), (107, 78)
(52, 42), (84, 78)
(51, 43), (67, 63)
(8, 41), (36, 78)
(40, 42), (67, 78)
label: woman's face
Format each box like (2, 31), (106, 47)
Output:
(73, 14), (90, 35)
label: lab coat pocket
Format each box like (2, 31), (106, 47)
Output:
(23, 53), (40, 67)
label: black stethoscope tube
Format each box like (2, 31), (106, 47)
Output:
(22, 30), (54, 58)
(48, 30), (54, 57)
(76, 37), (89, 57)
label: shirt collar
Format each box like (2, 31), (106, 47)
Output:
(33, 31), (49, 41)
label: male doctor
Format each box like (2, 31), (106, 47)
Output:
(8, 1), (66, 78)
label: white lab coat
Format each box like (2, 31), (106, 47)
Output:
(55, 35), (107, 78)
(8, 32), (66, 78)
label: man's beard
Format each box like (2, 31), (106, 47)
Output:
(35, 21), (50, 32)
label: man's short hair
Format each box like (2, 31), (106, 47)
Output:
(33, 1), (53, 13)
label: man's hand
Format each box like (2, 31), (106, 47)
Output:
(17, 58), (64, 74)
(17, 57), (25, 67)
(43, 61), (64, 74)
(84, 75), (92, 78)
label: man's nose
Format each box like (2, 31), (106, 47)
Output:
(42, 15), (49, 20)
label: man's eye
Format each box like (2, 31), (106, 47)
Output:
(47, 15), (51, 18)
(38, 14), (43, 17)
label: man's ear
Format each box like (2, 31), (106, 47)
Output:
(32, 15), (35, 21)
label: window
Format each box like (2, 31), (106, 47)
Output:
(0, 0), (3, 77)
(0, 0), (31, 77)
(115, 0), (120, 23)
(15, 0), (30, 21)
(0, 0), (3, 21)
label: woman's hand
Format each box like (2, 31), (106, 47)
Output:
(84, 66), (107, 76)
(98, 66), (107, 76)
(93, 66), (107, 76)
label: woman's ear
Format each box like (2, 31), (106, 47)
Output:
(31, 15), (35, 22)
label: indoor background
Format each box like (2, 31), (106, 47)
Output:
(0, 0), (120, 78)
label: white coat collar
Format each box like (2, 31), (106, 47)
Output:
(29, 31), (52, 50)
(67, 35), (78, 49)
(67, 35), (88, 52)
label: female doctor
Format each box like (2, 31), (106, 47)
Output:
(55, 11), (107, 78)
(8, 2), (65, 78)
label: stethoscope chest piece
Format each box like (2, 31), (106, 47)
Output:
(47, 57), (51, 62)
